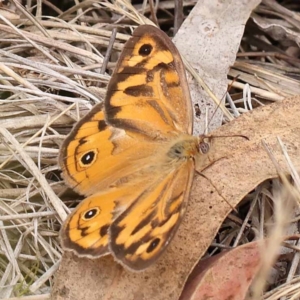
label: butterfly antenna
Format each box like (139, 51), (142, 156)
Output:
(210, 134), (249, 141)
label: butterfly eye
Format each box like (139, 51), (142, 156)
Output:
(80, 150), (98, 167)
(139, 44), (153, 56)
(199, 141), (210, 154)
(146, 238), (161, 253)
(82, 207), (100, 220)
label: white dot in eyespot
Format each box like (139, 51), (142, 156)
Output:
(83, 207), (100, 220)
(81, 150), (96, 166)
(86, 210), (94, 217)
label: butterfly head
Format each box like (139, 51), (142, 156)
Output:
(198, 136), (212, 154)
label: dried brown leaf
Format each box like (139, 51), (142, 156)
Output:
(179, 241), (263, 300)
(52, 96), (300, 300)
(174, 0), (261, 135)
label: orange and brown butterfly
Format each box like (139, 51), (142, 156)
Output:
(59, 24), (211, 271)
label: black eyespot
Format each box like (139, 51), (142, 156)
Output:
(146, 238), (160, 253)
(139, 44), (153, 56)
(80, 150), (96, 166)
(83, 207), (100, 220)
(199, 141), (210, 154)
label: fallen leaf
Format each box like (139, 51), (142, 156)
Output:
(179, 241), (263, 300)
(52, 96), (300, 300)
(174, 0), (261, 135)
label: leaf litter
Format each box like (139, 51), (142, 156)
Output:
(0, 0), (300, 299)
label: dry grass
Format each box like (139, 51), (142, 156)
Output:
(0, 0), (300, 299)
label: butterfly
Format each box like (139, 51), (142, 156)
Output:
(59, 24), (211, 271)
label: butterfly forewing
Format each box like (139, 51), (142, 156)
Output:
(59, 103), (161, 196)
(59, 103), (111, 195)
(105, 25), (193, 138)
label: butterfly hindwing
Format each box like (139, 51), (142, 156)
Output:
(109, 160), (195, 270)
(60, 183), (147, 256)
(60, 192), (114, 257)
